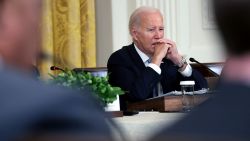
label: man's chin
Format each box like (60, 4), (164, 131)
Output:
(150, 48), (155, 54)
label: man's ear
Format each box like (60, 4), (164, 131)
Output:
(131, 27), (139, 41)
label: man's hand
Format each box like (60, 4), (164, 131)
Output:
(151, 38), (185, 68)
(151, 43), (169, 66)
(167, 46), (182, 66)
(158, 39), (183, 66)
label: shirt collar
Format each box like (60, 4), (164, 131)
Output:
(134, 44), (150, 64)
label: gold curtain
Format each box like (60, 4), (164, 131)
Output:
(39, 0), (96, 78)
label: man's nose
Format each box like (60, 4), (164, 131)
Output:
(154, 30), (162, 39)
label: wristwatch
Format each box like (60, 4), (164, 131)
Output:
(178, 56), (187, 68)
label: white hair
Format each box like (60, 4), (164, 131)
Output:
(128, 6), (163, 35)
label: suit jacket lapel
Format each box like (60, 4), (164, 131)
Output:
(127, 43), (146, 70)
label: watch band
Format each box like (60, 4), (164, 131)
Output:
(178, 56), (187, 68)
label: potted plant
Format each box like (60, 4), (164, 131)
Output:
(49, 68), (124, 111)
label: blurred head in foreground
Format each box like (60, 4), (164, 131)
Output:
(150, 0), (250, 141)
(214, 0), (250, 83)
(0, 0), (41, 72)
(0, 0), (114, 140)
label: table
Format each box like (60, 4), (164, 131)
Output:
(114, 112), (185, 141)
(127, 94), (212, 112)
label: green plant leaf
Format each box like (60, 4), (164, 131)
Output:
(48, 69), (124, 104)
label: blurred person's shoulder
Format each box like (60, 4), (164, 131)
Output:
(0, 65), (107, 118)
(0, 67), (113, 140)
(0, 66), (91, 101)
(150, 82), (250, 141)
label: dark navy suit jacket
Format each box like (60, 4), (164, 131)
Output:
(151, 83), (250, 141)
(0, 66), (112, 140)
(108, 43), (208, 110)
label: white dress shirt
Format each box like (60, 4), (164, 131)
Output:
(134, 44), (192, 77)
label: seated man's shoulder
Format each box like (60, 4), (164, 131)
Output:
(108, 44), (133, 63)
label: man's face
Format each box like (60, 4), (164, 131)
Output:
(0, 0), (42, 69)
(132, 12), (164, 56)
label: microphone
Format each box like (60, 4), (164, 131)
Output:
(50, 66), (66, 72)
(189, 58), (220, 77)
(38, 52), (52, 60)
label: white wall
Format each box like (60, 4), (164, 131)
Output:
(188, 0), (225, 63)
(95, 0), (113, 67)
(95, 0), (226, 67)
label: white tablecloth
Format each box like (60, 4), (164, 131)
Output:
(113, 112), (186, 141)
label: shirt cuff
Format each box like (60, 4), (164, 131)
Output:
(179, 63), (192, 77)
(148, 63), (161, 75)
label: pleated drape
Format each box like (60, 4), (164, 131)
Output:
(39, 0), (96, 78)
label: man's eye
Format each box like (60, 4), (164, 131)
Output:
(160, 28), (164, 31)
(148, 29), (155, 32)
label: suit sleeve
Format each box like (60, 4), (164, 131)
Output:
(108, 56), (160, 101)
(180, 68), (208, 90)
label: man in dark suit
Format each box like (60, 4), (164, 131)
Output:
(0, 0), (113, 140)
(151, 0), (250, 140)
(108, 7), (207, 111)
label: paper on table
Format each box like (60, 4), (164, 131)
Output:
(147, 88), (209, 100)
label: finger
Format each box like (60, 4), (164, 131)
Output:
(157, 38), (176, 46)
(164, 39), (176, 47)
(165, 38), (175, 44)
(157, 40), (167, 44)
(156, 42), (165, 46)
(167, 48), (172, 54)
(164, 44), (171, 51)
(166, 43), (173, 48)
(166, 44), (173, 50)
(168, 47), (172, 52)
